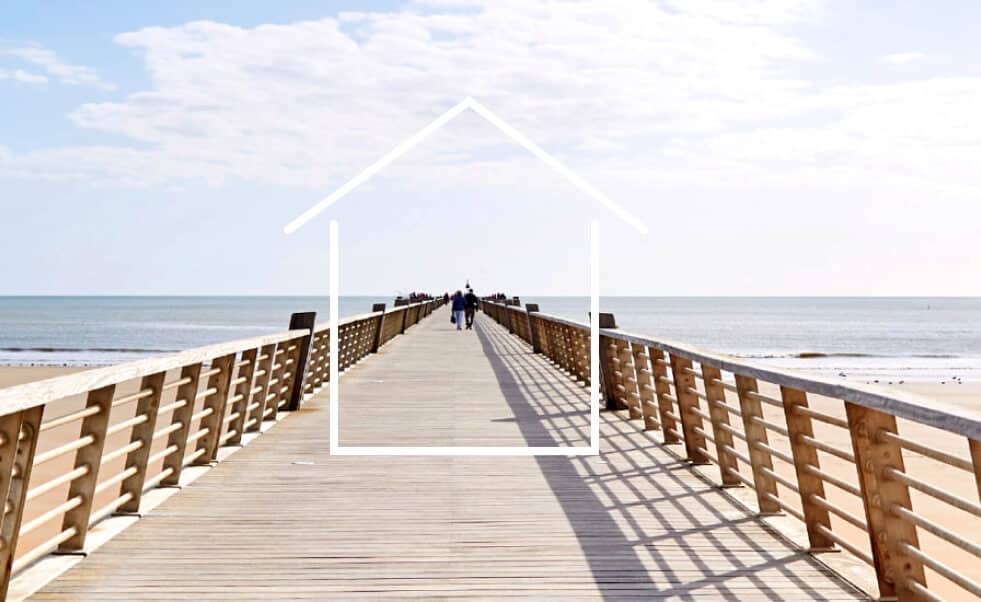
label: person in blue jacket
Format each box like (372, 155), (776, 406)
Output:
(451, 290), (466, 330)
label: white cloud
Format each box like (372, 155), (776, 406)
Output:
(881, 51), (924, 65)
(0, 68), (47, 85)
(4, 43), (115, 90)
(1, 1), (979, 206)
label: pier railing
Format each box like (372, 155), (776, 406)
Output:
(482, 299), (981, 601)
(0, 298), (439, 597)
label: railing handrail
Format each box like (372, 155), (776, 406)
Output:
(311, 300), (433, 334)
(484, 300), (981, 440)
(0, 328), (310, 416)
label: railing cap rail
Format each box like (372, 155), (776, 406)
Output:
(511, 302), (981, 441)
(0, 328), (310, 416)
(311, 300), (433, 334)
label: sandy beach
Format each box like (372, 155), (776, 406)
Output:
(1, 366), (977, 598)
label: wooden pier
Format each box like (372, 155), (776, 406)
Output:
(0, 298), (978, 600)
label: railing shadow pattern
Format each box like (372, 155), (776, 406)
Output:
(475, 319), (861, 600)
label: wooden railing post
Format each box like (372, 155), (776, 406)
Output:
(649, 349), (681, 444)
(371, 304), (386, 352)
(632, 344), (658, 431)
(247, 344), (275, 433)
(700, 365), (741, 486)
(162, 363), (203, 486)
(0, 406), (43, 598)
(846, 403), (926, 599)
(781, 387), (835, 551)
(195, 353), (237, 464)
(118, 371), (166, 512)
(58, 384), (116, 551)
(595, 313), (620, 411)
(526, 304), (542, 354)
(226, 349), (258, 445)
(619, 343), (642, 420)
(670, 356), (710, 465)
(734, 375), (781, 514)
(970, 439), (981, 501)
(265, 343), (291, 420)
(285, 312), (316, 411)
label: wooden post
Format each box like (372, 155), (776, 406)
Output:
(247, 344), (275, 432)
(526, 304), (542, 353)
(285, 312), (316, 411)
(0, 406), (43, 598)
(649, 349), (680, 444)
(195, 353), (237, 464)
(700, 365), (740, 486)
(226, 349), (258, 446)
(670, 356), (710, 465)
(265, 343), (290, 420)
(162, 363), (203, 486)
(781, 387), (835, 551)
(594, 313), (620, 411)
(371, 304), (386, 353)
(118, 371), (166, 512)
(631, 343), (661, 431)
(632, 344), (658, 431)
(846, 403), (925, 599)
(400, 307), (408, 334)
(619, 343), (642, 420)
(969, 438), (981, 502)
(734, 375), (781, 514)
(59, 385), (116, 551)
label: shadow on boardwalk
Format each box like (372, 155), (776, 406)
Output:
(475, 320), (862, 600)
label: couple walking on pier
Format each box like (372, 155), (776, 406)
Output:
(451, 288), (479, 331)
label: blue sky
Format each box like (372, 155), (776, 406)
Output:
(2, 1), (980, 296)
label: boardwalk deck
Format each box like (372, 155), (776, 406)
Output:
(29, 307), (864, 600)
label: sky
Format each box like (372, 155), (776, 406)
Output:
(1, 0), (980, 297)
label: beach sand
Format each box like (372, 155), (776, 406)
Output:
(1, 366), (977, 597)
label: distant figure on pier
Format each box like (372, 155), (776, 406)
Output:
(464, 288), (479, 330)
(443, 292), (450, 304)
(451, 290), (466, 330)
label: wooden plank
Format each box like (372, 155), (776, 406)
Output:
(226, 349), (258, 446)
(670, 356), (709, 465)
(58, 385), (116, 551)
(734, 375), (780, 514)
(0, 408), (42, 599)
(701, 365), (740, 486)
(195, 354), (237, 464)
(246, 345), (275, 433)
(161, 364), (203, 486)
(118, 372), (166, 512)
(846, 403), (925, 599)
(780, 387), (834, 551)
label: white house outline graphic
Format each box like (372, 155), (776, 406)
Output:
(284, 96), (648, 457)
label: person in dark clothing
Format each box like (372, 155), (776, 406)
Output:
(464, 288), (479, 330)
(451, 290), (466, 330)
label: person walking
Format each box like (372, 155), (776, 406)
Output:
(464, 288), (479, 330)
(451, 290), (466, 331)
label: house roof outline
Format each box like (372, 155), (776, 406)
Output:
(283, 96), (648, 235)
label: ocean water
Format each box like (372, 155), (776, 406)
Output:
(0, 296), (387, 367)
(1, 296), (978, 382)
(522, 297), (981, 383)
